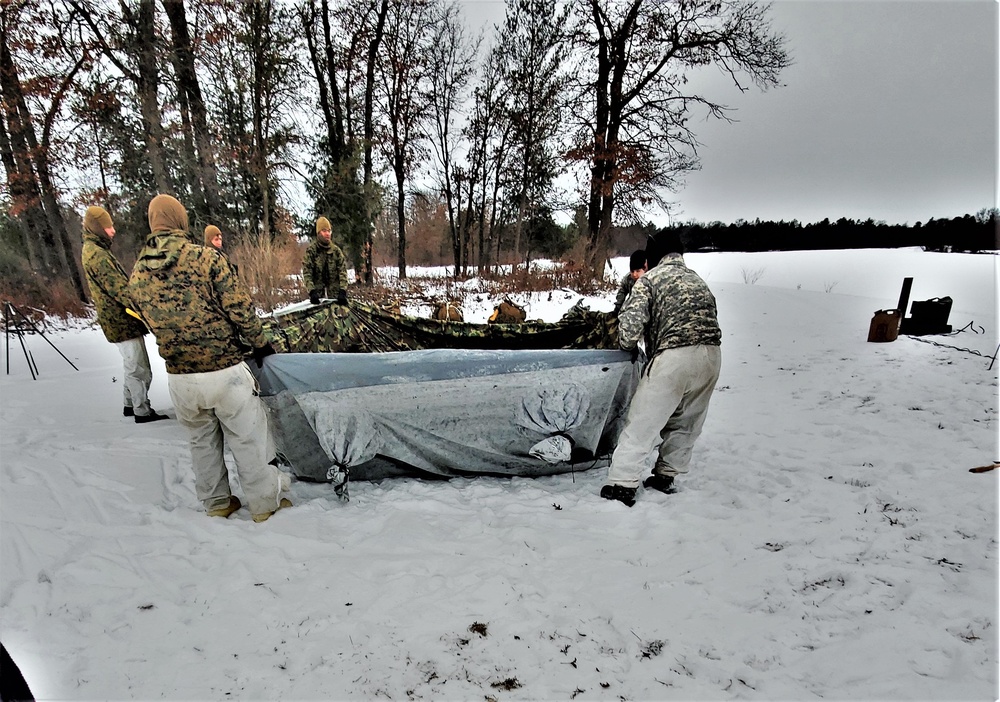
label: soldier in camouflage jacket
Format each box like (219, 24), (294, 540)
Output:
(303, 216), (349, 305)
(601, 229), (722, 506)
(128, 194), (291, 522)
(612, 249), (647, 314)
(81, 205), (164, 422)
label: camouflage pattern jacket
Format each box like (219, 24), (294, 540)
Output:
(81, 229), (147, 344)
(613, 273), (638, 314)
(302, 239), (348, 295)
(128, 229), (267, 374)
(618, 256), (722, 357)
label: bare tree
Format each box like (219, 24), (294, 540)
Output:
(463, 45), (513, 272)
(376, 0), (437, 279)
(298, 0), (383, 277)
(200, 0), (302, 241)
(161, 0), (223, 222)
(425, 1), (480, 276)
(69, 0), (173, 196)
(567, 0), (790, 272)
(497, 0), (570, 267)
(0, 2), (87, 300)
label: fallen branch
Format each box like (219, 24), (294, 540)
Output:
(969, 462), (999, 474)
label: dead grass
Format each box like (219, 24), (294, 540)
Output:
(0, 275), (89, 326)
(231, 236), (305, 313)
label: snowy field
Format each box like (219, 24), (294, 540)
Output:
(1, 248), (997, 700)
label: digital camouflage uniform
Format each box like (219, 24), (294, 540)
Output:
(303, 238), (348, 300)
(129, 194), (289, 520)
(606, 254), (722, 490)
(613, 273), (638, 315)
(80, 206), (155, 417)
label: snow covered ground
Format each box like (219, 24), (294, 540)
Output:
(1, 248), (997, 700)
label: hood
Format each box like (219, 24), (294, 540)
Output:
(136, 230), (188, 271)
(148, 194), (189, 234)
(83, 206), (113, 247)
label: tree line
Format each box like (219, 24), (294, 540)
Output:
(664, 210), (999, 255)
(1, 0), (790, 304)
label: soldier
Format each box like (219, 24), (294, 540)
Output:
(80, 205), (167, 423)
(129, 194), (292, 522)
(601, 229), (722, 506)
(204, 224), (223, 251)
(612, 249), (647, 315)
(204, 224), (238, 275)
(303, 216), (349, 306)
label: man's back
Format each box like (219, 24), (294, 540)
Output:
(130, 231), (266, 374)
(619, 256), (721, 355)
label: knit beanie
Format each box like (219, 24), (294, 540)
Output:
(316, 216), (331, 234)
(83, 206), (113, 235)
(628, 249), (646, 272)
(204, 225), (222, 245)
(148, 194), (189, 233)
(645, 228), (684, 268)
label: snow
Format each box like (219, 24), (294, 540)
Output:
(2, 248), (997, 701)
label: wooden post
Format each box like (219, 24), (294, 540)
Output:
(896, 277), (913, 315)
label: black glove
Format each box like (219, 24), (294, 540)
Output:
(337, 289), (348, 306)
(252, 343), (276, 369)
(629, 347), (640, 364)
(309, 289), (321, 305)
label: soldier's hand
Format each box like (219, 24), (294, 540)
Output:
(252, 343), (276, 368)
(337, 289), (348, 306)
(309, 289), (321, 305)
(629, 347), (641, 364)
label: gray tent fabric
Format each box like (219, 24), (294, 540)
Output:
(253, 349), (639, 483)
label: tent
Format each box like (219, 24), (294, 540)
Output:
(255, 300), (636, 493)
(254, 348), (639, 493)
(261, 299), (621, 353)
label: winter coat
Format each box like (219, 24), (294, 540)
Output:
(613, 273), (638, 314)
(618, 255), (721, 358)
(302, 239), (348, 295)
(81, 229), (147, 344)
(128, 229), (267, 374)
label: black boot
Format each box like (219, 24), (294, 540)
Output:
(123, 406), (134, 417)
(643, 474), (675, 494)
(135, 410), (169, 424)
(600, 484), (637, 507)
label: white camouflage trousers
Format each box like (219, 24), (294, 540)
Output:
(115, 337), (152, 416)
(167, 362), (286, 517)
(607, 345), (722, 488)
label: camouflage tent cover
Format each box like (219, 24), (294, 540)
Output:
(262, 299), (620, 354)
(253, 348), (639, 486)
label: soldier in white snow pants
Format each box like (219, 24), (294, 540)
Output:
(606, 345), (721, 487)
(167, 362), (287, 518)
(115, 337), (153, 416)
(601, 227), (722, 506)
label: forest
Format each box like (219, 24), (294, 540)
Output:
(0, 0), (992, 318)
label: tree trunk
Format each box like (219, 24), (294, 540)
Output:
(394, 163), (406, 279)
(134, 0), (171, 193)
(0, 29), (85, 298)
(250, 1), (271, 240)
(0, 108), (43, 273)
(161, 0), (222, 220)
(362, 0), (390, 285)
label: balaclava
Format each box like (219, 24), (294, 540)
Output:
(147, 194), (189, 234)
(204, 225), (222, 246)
(83, 206), (113, 236)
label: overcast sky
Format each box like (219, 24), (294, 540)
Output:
(461, 0), (998, 226)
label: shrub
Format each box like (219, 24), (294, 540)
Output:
(231, 236), (305, 313)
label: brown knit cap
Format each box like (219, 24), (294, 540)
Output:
(83, 206), (113, 235)
(316, 216), (331, 233)
(204, 225), (222, 245)
(147, 194), (189, 233)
